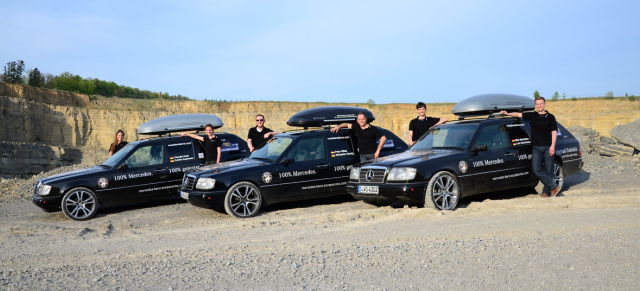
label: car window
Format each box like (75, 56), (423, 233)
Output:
(327, 135), (355, 158)
(220, 134), (242, 153)
(475, 124), (508, 150)
(506, 123), (531, 146)
(123, 144), (164, 168)
(102, 143), (134, 167)
(413, 124), (477, 150)
(250, 137), (293, 161)
(289, 137), (325, 162)
(167, 140), (197, 163)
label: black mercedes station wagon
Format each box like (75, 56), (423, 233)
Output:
(32, 114), (250, 221)
(346, 94), (584, 210)
(179, 106), (409, 218)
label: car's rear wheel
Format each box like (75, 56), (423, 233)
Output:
(61, 187), (98, 221)
(224, 182), (262, 218)
(424, 171), (459, 210)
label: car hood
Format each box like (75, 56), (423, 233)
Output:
(363, 149), (464, 168)
(189, 158), (269, 176)
(40, 165), (110, 184)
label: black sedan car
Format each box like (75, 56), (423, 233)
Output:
(32, 114), (249, 221)
(180, 106), (409, 218)
(347, 94), (584, 210)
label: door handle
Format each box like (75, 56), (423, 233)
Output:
(317, 164), (329, 168)
(155, 168), (167, 173)
(504, 152), (514, 157)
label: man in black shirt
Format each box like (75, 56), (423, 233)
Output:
(247, 114), (279, 152)
(331, 112), (387, 162)
(408, 102), (447, 146)
(501, 97), (560, 197)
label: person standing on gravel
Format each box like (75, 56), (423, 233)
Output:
(331, 112), (387, 162)
(500, 96), (560, 198)
(408, 102), (448, 146)
(247, 114), (279, 152)
(109, 129), (128, 157)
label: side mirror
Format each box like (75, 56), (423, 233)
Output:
(280, 157), (294, 164)
(117, 163), (128, 171)
(471, 144), (488, 156)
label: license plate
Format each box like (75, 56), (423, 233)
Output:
(358, 185), (379, 194)
(180, 191), (189, 200)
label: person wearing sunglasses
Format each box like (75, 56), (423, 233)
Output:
(247, 114), (279, 152)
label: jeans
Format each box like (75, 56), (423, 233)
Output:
(532, 146), (557, 194)
(360, 154), (375, 163)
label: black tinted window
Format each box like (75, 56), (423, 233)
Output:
(506, 123), (531, 147)
(475, 124), (508, 150)
(327, 135), (355, 158)
(167, 140), (196, 163)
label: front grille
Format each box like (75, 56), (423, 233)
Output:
(358, 167), (387, 183)
(182, 175), (196, 190)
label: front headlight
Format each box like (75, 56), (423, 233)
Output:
(195, 178), (216, 190)
(387, 167), (417, 181)
(350, 167), (361, 180)
(37, 184), (52, 195)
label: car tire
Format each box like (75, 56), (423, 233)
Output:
(61, 187), (99, 221)
(535, 161), (565, 195)
(224, 182), (262, 218)
(424, 171), (460, 210)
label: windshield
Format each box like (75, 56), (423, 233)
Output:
(249, 137), (294, 162)
(101, 143), (136, 168)
(412, 124), (477, 150)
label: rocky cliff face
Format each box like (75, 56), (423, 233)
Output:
(2, 82), (639, 178)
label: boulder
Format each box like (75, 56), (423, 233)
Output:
(610, 119), (640, 151)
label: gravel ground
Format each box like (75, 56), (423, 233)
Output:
(1, 152), (639, 290)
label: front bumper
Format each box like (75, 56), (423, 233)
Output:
(346, 182), (426, 204)
(32, 195), (62, 212)
(180, 189), (226, 209)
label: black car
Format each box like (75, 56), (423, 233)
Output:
(347, 94), (584, 210)
(180, 106), (409, 218)
(32, 114), (250, 221)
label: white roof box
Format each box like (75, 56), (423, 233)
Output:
(452, 93), (534, 118)
(287, 106), (375, 127)
(138, 114), (224, 135)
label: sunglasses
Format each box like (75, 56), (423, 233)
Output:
(256, 119), (264, 122)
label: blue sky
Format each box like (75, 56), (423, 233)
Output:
(2, 0), (639, 104)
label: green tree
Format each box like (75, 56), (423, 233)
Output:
(27, 68), (45, 87)
(605, 91), (614, 99)
(551, 92), (559, 101)
(562, 93), (566, 100)
(3, 60), (25, 84)
(367, 98), (376, 105)
(533, 91), (540, 98)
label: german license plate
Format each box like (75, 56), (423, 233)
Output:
(358, 185), (379, 194)
(180, 191), (189, 200)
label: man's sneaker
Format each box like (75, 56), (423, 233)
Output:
(540, 193), (549, 198)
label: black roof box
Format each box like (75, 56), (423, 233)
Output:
(452, 93), (534, 118)
(138, 114), (224, 135)
(287, 106), (375, 127)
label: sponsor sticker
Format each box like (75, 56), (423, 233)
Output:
(97, 178), (109, 188)
(262, 172), (273, 183)
(458, 161), (468, 173)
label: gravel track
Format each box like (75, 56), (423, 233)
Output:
(1, 152), (639, 290)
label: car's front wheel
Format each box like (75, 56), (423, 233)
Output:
(61, 187), (99, 221)
(224, 182), (262, 218)
(424, 171), (460, 210)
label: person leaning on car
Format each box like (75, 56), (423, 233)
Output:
(331, 112), (387, 163)
(247, 114), (279, 152)
(408, 102), (448, 146)
(500, 96), (561, 198)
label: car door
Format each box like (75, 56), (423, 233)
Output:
(467, 123), (520, 191)
(505, 121), (537, 185)
(113, 143), (171, 202)
(276, 136), (332, 198)
(165, 139), (201, 193)
(326, 132), (359, 191)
